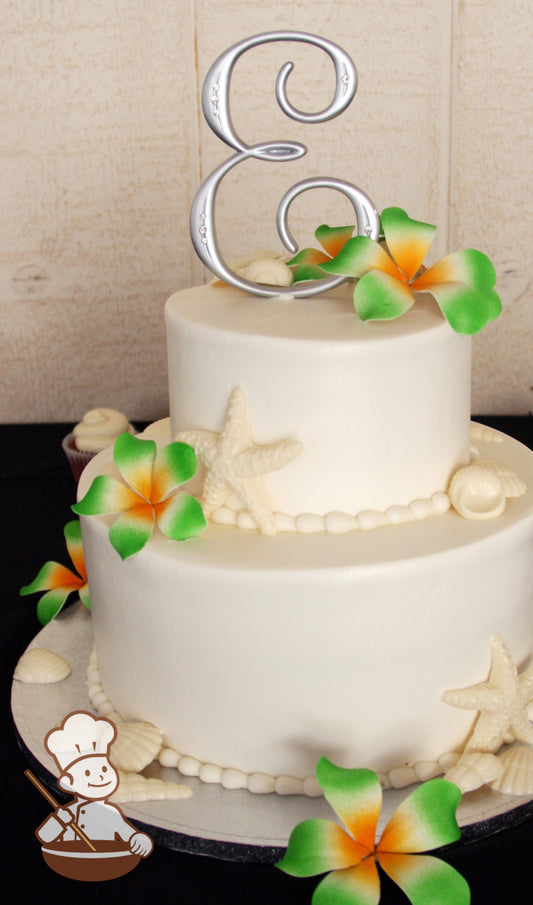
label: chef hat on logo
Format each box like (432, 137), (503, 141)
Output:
(45, 711), (117, 772)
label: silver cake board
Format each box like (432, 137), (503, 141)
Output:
(11, 602), (533, 864)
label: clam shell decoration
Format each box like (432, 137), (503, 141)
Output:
(449, 458), (526, 520)
(13, 648), (71, 684)
(109, 720), (163, 773)
(444, 751), (503, 793)
(111, 771), (192, 803)
(490, 745), (533, 796)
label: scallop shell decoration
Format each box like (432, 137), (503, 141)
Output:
(444, 751), (503, 793)
(490, 745), (533, 796)
(109, 720), (163, 773)
(448, 458), (526, 520)
(13, 648), (71, 684)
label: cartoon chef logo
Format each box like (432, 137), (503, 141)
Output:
(29, 710), (153, 881)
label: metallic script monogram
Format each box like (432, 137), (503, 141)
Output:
(191, 31), (379, 297)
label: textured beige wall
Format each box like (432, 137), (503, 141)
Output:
(1, 0), (531, 422)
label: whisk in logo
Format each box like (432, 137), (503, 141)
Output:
(26, 710), (153, 881)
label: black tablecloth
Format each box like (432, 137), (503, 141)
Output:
(3, 420), (533, 903)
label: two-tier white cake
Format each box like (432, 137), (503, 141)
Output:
(78, 282), (533, 791)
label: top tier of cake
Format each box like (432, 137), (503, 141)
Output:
(165, 283), (472, 522)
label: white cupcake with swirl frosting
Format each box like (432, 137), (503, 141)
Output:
(62, 408), (135, 480)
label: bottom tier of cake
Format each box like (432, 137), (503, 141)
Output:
(79, 427), (533, 787)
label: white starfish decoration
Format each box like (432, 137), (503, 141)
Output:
(442, 635), (533, 753)
(176, 387), (302, 535)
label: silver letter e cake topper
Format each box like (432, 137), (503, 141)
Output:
(190, 31), (379, 298)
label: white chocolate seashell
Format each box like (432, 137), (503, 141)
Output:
(111, 771), (192, 803)
(109, 720), (163, 772)
(211, 250), (288, 286)
(444, 752), (503, 793)
(13, 648), (71, 684)
(239, 257), (294, 287)
(474, 458), (527, 498)
(490, 745), (533, 795)
(500, 473), (528, 498)
(449, 462), (506, 519)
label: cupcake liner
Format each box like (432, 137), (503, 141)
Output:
(61, 432), (97, 482)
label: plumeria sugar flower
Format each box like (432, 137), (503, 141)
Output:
(20, 520), (89, 625)
(277, 757), (470, 905)
(72, 432), (207, 560)
(288, 224), (357, 281)
(320, 206), (501, 334)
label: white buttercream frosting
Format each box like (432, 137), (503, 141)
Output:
(73, 408), (134, 452)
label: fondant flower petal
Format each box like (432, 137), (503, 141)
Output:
(381, 207), (436, 281)
(151, 442), (199, 502)
(413, 249), (496, 293)
(378, 779), (461, 854)
(73, 475), (141, 516)
(288, 248), (332, 267)
(321, 236), (399, 279)
(155, 493), (207, 541)
(315, 224), (355, 258)
(316, 759), (380, 852)
(278, 819), (369, 877)
(108, 503), (154, 560)
(292, 261), (334, 283)
(418, 283), (501, 334)
(352, 271), (415, 322)
(20, 562), (83, 596)
(312, 859), (381, 905)
(78, 583), (91, 610)
(35, 587), (72, 626)
(64, 520), (86, 580)
(377, 853), (470, 905)
(113, 432), (156, 501)
(288, 248), (333, 283)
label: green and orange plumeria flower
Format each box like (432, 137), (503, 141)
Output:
(72, 432), (207, 560)
(20, 520), (89, 625)
(277, 758), (470, 905)
(319, 206), (501, 334)
(288, 224), (357, 281)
